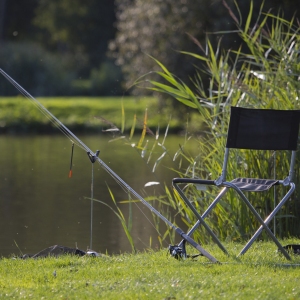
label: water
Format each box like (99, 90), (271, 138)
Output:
(0, 134), (194, 257)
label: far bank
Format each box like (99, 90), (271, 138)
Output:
(0, 96), (203, 135)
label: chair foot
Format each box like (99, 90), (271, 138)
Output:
(168, 244), (187, 260)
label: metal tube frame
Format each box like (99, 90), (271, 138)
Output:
(172, 149), (296, 261)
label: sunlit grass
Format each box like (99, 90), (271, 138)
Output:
(0, 96), (184, 133)
(1, 241), (300, 299)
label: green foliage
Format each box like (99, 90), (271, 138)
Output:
(111, 0), (234, 97)
(146, 5), (300, 241)
(1, 241), (300, 299)
(1, 0), (123, 97)
(89, 60), (123, 96)
(97, 105), (192, 249)
(111, 0), (300, 99)
(88, 185), (136, 253)
(0, 42), (123, 97)
(3, 0), (300, 98)
(33, 0), (116, 69)
(0, 42), (75, 96)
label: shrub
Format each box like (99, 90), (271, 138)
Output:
(90, 60), (123, 96)
(0, 42), (75, 96)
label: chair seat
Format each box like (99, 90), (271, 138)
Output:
(230, 178), (279, 192)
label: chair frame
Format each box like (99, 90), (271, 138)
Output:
(172, 107), (300, 260)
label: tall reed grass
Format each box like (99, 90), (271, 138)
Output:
(99, 2), (300, 250)
(96, 105), (186, 250)
(146, 2), (300, 243)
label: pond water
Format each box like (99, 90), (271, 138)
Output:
(0, 134), (197, 257)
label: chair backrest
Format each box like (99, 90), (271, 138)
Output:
(226, 107), (300, 151)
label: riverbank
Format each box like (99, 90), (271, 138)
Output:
(1, 241), (300, 299)
(0, 96), (202, 134)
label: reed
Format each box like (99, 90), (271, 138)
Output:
(95, 107), (184, 250)
(86, 2), (300, 250)
(86, 186), (136, 253)
(144, 3), (300, 243)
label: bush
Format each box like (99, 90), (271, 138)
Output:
(0, 42), (75, 96)
(111, 0), (300, 99)
(90, 60), (123, 96)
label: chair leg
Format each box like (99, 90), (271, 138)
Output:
(174, 183), (228, 254)
(225, 182), (291, 260)
(238, 184), (295, 259)
(178, 187), (229, 253)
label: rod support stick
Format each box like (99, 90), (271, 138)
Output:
(87, 150), (100, 250)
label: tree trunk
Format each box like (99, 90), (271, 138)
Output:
(0, 0), (6, 41)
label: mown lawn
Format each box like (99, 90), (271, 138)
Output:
(0, 96), (193, 134)
(1, 241), (300, 299)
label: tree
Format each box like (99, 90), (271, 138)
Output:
(33, 0), (117, 76)
(1, 0), (39, 42)
(0, 0), (6, 40)
(0, 0), (122, 95)
(110, 0), (300, 97)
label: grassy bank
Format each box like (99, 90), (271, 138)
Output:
(1, 241), (300, 299)
(0, 96), (193, 134)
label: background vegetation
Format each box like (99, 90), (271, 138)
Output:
(90, 2), (300, 251)
(1, 0), (300, 257)
(1, 0), (300, 100)
(141, 3), (300, 245)
(0, 96), (186, 134)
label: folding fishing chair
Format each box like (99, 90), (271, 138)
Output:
(172, 107), (300, 260)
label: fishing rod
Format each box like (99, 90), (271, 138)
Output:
(0, 68), (218, 263)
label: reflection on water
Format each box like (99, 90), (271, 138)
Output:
(0, 134), (195, 257)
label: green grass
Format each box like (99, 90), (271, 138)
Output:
(1, 241), (300, 299)
(0, 96), (185, 134)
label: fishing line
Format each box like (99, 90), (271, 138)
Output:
(90, 162), (94, 250)
(105, 170), (166, 241)
(1, 70), (148, 214)
(94, 156), (176, 229)
(0, 69), (87, 152)
(3, 69), (166, 235)
(0, 69), (218, 262)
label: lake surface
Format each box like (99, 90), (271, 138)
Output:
(0, 134), (196, 257)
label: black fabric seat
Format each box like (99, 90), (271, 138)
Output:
(230, 178), (279, 192)
(172, 106), (300, 260)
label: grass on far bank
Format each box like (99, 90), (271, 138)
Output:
(1, 240), (300, 299)
(0, 96), (200, 134)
